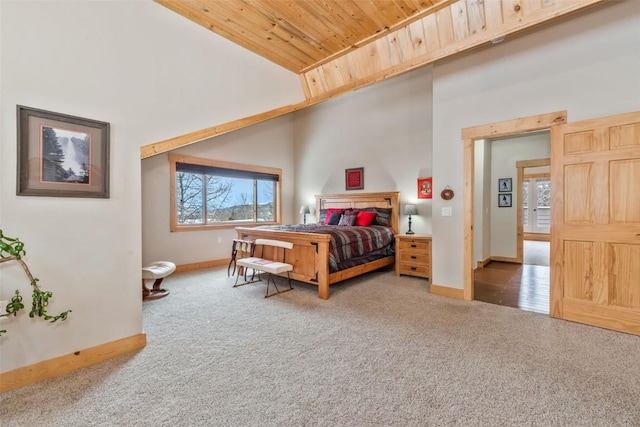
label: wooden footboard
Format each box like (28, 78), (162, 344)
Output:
(235, 227), (395, 299)
(235, 227), (333, 299)
(236, 191), (400, 300)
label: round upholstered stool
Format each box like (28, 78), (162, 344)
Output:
(141, 261), (175, 300)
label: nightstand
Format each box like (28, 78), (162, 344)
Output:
(395, 234), (431, 280)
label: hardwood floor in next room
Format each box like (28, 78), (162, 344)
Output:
(474, 241), (550, 315)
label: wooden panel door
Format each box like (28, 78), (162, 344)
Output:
(550, 111), (640, 335)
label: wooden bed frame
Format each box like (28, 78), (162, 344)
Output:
(235, 191), (400, 300)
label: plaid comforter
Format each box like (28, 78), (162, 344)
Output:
(255, 224), (395, 272)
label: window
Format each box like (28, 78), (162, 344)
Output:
(169, 154), (281, 231)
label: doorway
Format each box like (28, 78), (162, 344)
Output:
(461, 110), (567, 304)
(523, 176), (550, 235)
(518, 159), (551, 268)
(472, 138), (552, 314)
(466, 110), (640, 335)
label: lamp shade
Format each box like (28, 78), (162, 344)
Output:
(299, 205), (311, 214)
(403, 204), (418, 216)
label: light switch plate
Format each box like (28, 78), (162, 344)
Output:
(442, 207), (453, 217)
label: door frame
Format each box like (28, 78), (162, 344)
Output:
(462, 111), (567, 301)
(517, 158), (551, 255)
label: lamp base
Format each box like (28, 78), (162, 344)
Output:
(406, 215), (414, 235)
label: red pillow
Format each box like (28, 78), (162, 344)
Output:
(355, 211), (376, 226)
(323, 209), (344, 225)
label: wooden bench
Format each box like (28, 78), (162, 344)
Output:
(233, 239), (294, 298)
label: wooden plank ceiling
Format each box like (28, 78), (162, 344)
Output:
(144, 0), (606, 157)
(155, 0), (455, 74)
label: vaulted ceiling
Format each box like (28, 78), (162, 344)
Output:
(155, 0), (455, 73)
(144, 0), (606, 157)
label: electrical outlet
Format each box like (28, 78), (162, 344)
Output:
(217, 236), (223, 244)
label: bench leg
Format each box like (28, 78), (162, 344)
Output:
(264, 272), (293, 298)
(233, 269), (261, 288)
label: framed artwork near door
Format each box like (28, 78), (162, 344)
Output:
(498, 193), (512, 207)
(498, 178), (512, 192)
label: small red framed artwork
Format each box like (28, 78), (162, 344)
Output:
(345, 167), (364, 191)
(417, 177), (432, 199)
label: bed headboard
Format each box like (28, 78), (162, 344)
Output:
(314, 191), (400, 232)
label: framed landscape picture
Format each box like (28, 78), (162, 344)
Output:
(17, 105), (110, 198)
(345, 167), (364, 191)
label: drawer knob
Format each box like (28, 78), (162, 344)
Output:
(411, 256), (417, 259)
(410, 244), (417, 248)
(411, 267), (417, 271)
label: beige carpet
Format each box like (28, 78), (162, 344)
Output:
(1, 267), (639, 426)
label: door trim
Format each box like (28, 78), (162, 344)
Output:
(517, 158), (550, 262)
(462, 111), (567, 301)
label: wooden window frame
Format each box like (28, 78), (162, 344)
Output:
(169, 153), (282, 232)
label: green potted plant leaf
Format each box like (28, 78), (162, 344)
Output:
(0, 229), (71, 336)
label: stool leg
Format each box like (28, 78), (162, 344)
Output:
(142, 279), (151, 299)
(152, 278), (164, 292)
(142, 277), (170, 301)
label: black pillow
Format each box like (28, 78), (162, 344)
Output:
(327, 211), (342, 225)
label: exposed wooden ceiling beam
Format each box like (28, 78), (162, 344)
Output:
(142, 0), (608, 159)
(302, 0), (608, 99)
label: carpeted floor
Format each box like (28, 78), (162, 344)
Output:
(1, 267), (639, 426)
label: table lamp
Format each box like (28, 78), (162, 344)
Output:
(403, 204), (418, 234)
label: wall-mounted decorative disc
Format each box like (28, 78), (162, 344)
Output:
(441, 186), (454, 200)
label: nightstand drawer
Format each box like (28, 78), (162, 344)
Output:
(397, 252), (430, 264)
(397, 240), (430, 252)
(398, 263), (430, 278)
(395, 234), (432, 279)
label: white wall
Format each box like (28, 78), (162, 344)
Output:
(0, 0), (302, 372)
(141, 115), (296, 266)
(489, 133), (550, 258)
(432, 0), (640, 289)
(473, 140), (492, 265)
(293, 68), (434, 234)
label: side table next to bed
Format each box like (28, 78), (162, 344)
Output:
(395, 234), (431, 280)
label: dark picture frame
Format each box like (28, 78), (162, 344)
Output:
(417, 177), (433, 199)
(498, 193), (512, 207)
(345, 167), (364, 191)
(498, 177), (512, 192)
(17, 105), (110, 198)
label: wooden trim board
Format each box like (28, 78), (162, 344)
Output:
(0, 333), (146, 393)
(524, 233), (550, 242)
(476, 257), (492, 270)
(175, 259), (228, 273)
(430, 284), (465, 300)
(491, 256), (520, 264)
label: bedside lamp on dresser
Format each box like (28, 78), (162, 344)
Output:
(402, 203), (418, 234)
(299, 205), (311, 224)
